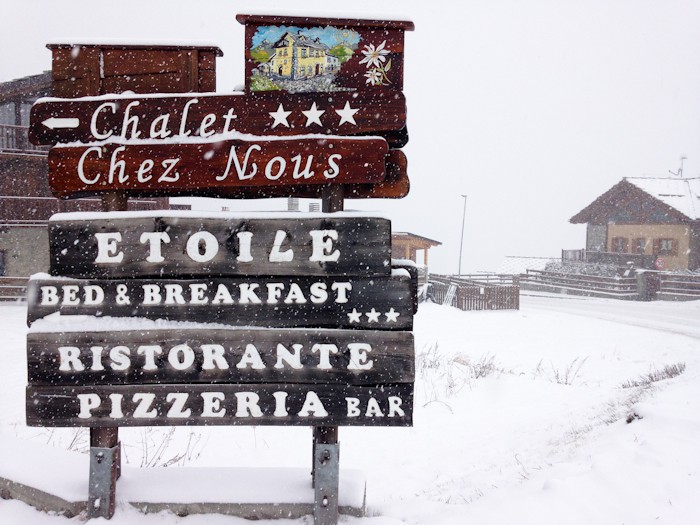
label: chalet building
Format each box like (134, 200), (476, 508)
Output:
(570, 177), (700, 271)
(267, 32), (337, 79)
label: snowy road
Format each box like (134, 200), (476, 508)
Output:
(522, 292), (700, 340)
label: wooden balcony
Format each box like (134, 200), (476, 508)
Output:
(0, 124), (48, 155)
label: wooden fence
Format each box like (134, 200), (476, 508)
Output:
(0, 277), (28, 301)
(520, 269), (639, 299)
(657, 273), (700, 301)
(429, 275), (519, 311)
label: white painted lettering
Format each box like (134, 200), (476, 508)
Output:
(236, 231), (253, 262)
(189, 283), (209, 304)
(312, 344), (338, 370)
(77, 393), (101, 419)
(269, 230), (293, 262)
(166, 393), (192, 418)
(201, 344), (229, 370)
(298, 391), (328, 417)
(309, 230), (340, 262)
(274, 343), (303, 369)
(346, 397), (361, 417)
(90, 102), (116, 140)
(235, 392), (263, 417)
(132, 393), (157, 418)
(164, 284), (186, 305)
(236, 344), (265, 369)
(59, 346), (84, 372)
(347, 343), (374, 370)
(201, 392), (226, 417)
(40, 286), (58, 305)
(77, 146), (102, 184)
(95, 232), (124, 263)
(110, 346), (131, 371)
(186, 231), (219, 262)
(273, 391), (289, 417)
(140, 232), (170, 263)
(323, 153), (342, 178)
(142, 284), (162, 305)
(168, 344), (195, 370)
(137, 345), (162, 371)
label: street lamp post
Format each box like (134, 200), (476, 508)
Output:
(458, 194), (467, 276)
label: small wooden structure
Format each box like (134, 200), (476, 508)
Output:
(391, 232), (441, 266)
(570, 177), (700, 271)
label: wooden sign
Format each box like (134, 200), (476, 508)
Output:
(27, 274), (416, 329)
(47, 136), (388, 199)
(237, 14), (414, 94)
(48, 214), (392, 278)
(29, 91), (407, 147)
(211, 149), (409, 200)
(47, 43), (222, 99)
(27, 383), (413, 427)
(26, 328), (414, 386)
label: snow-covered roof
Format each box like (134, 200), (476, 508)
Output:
(625, 177), (700, 220)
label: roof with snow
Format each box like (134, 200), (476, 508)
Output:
(625, 177), (700, 220)
(571, 177), (700, 224)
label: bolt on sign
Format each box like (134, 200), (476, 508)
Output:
(26, 12), (414, 524)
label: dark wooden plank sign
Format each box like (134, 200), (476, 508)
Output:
(29, 91), (407, 147)
(27, 273), (417, 329)
(47, 136), (388, 199)
(48, 214), (392, 278)
(26, 328), (414, 386)
(236, 14), (414, 94)
(27, 383), (413, 428)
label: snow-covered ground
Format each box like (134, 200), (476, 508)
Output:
(1, 295), (700, 524)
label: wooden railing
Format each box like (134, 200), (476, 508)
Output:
(520, 269), (639, 299)
(429, 275), (519, 311)
(0, 277), (28, 301)
(0, 124), (48, 154)
(657, 273), (700, 301)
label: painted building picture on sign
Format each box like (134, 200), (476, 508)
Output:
(250, 25), (392, 92)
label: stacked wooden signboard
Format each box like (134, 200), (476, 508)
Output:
(27, 14), (415, 524)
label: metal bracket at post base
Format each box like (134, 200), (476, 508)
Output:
(87, 444), (119, 519)
(313, 443), (340, 525)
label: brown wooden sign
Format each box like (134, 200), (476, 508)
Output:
(29, 91), (407, 147)
(27, 274), (416, 329)
(48, 214), (392, 278)
(27, 383), (413, 427)
(237, 14), (414, 94)
(47, 136), (388, 199)
(26, 328), (414, 386)
(212, 149), (409, 200)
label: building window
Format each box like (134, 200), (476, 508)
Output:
(633, 238), (646, 254)
(301, 48), (307, 58)
(611, 237), (628, 253)
(653, 238), (678, 257)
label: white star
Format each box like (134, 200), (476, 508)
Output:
(347, 308), (362, 323)
(385, 308), (400, 322)
(365, 308), (380, 322)
(269, 104), (292, 128)
(335, 101), (359, 126)
(302, 102), (325, 127)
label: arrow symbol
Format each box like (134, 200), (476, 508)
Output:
(42, 117), (80, 130)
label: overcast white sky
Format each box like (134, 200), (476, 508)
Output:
(3, 0), (700, 273)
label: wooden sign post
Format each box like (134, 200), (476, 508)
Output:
(26, 13), (414, 525)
